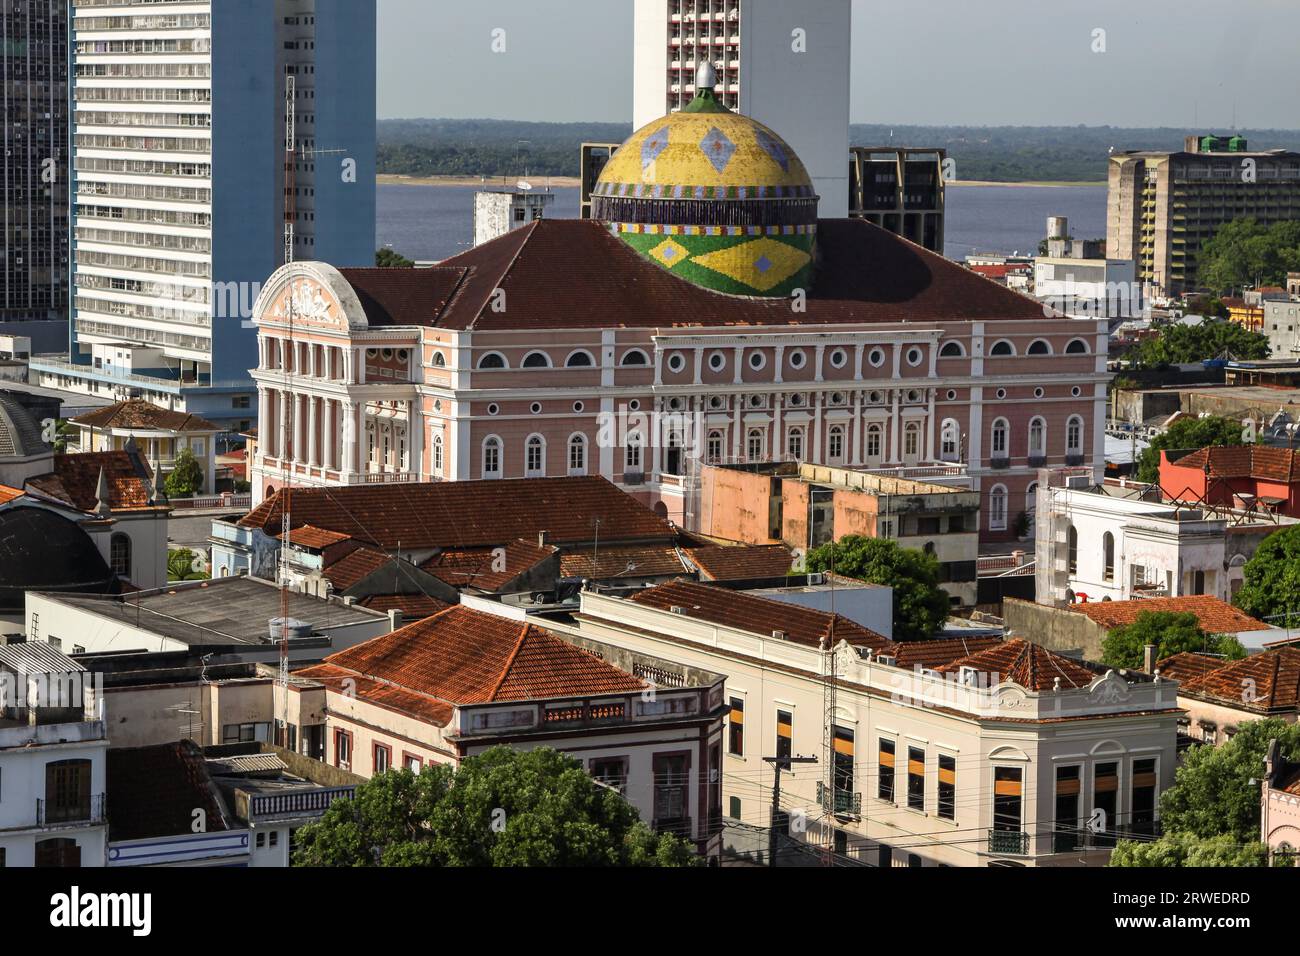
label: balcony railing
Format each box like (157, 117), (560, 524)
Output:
(988, 828), (1029, 855)
(816, 782), (862, 819)
(37, 794), (107, 828)
(248, 786), (355, 822)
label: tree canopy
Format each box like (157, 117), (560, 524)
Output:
(375, 247), (415, 268)
(1135, 414), (1252, 484)
(1125, 319), (1270, 370)
(292, 746), (701, 867)
(1100, 610), (1246, 670)
(163, 448), (203, 498)
(805, 536), (950, 642)
(1109, 718), (1300, 867)
(1234, 525), (1300, 627)
(1198, 217), (1300, 294)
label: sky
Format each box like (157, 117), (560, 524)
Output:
(378, 0), (1300, 129)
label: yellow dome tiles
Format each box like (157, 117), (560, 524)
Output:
(691, 237), (812, 293)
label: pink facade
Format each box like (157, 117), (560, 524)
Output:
(250, 223), (1109, 543)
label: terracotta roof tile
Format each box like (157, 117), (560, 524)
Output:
(295, 662), (455, 726)
(321, 546), (394, 591)
(1070, 596), (1269, 634)
(686, 544), (795, 581)
(0, 484), (24, 505)
(560, 544), (689, 580)
(72, 399), (219, 433)
(889, 637), (1005, 671)
(277, 525), (352, 550)
(338, 219), (1048, 334)
(337, 266), (469, 328)
(240, 476), (673, 551)
(1280, 766), (1300, 796)
(106, 741), (229, 842)
(937, 638), (1098, 691)
(357, 593), (452, 620)
(1170, 445), (1300, 483)
(309, 605), (645, 707)
(630, 580), (894, 653)
(1178, 647), (1300, 713)
(26, 451), (157, 513)
(422, 539), (557, 592)
(1154, 651), (1230, 685)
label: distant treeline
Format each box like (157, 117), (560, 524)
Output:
(378, 119), (1300, 183)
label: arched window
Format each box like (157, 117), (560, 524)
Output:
(747, 428), (765, 462)
(1027, 339), (1052, 355)
(625, 432), (643, 471)
(565, 350), (595, 368)
(903, 422), (921, 462)
(1102, 532), (1115, 582)
(1067, 524), (1078, 574)
(567, 434), (587, 476)
(1028, 417), (1047, 457)
(432, 434), (444, 477)
(940, 419), (961, 462)
(525, 435), (546, 477)
(990, 340), (1015, 357)
(989, 485), (1009, 531)
(477, 352), (507, 370)
(1025, 481), (1039, 533)
(482, 436), (502, 479)
(521, 351), (551, 369)
(939, 341), (965, 358)
(432, 352), (447, 368)
(1066, 415), (1085, 457)
(665, 431), (684, 476)
(827, 425), (845, 463)
(786, 427), (804, 461)
(991, 418), (1010, 458)
(1065, 338), (1090, 354)
(866, 424), (883, 462)
(110, 533), (131, 578)
(620, 349), (649, 366)
(707, 430), (724, 463)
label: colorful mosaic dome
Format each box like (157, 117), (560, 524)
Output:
(593, 63), (818, 297)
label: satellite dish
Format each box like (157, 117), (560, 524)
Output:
(516, 180), (533, 192)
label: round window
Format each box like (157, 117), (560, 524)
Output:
(629, 400), (641, 411)
(487, 403), (500, 416)
(668, 353), (686, 372)
(749, 352), (765, 371)
(946, 390), (957, 401)
(573, 401), (585, 413)
(709, 351), (726, 371)
(868, 348), (885, 368)
(830, 348), (849, 368)
(789, 350), (806, 369)
(996, 388), (1007, 400)
(907, 347), (923, 367)
(531, 402), (542, 415)
(1072, 386), (1083, 398)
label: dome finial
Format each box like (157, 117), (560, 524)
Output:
(696, 60), (717, 92)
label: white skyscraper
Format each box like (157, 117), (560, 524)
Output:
(632, 0), (851, 217)
(35, 0), (376, 433)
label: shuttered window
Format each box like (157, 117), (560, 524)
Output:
(907, 748), (926, 810)
(1054, 765), (1081, 852)
(1130, 758), (1158, 836)
(728, 698), (744, 756)
(993, 766), (1023, 832)
(776, 710), (792, 760)
(878, 738), (895, 801)
(938, 755), (956, 820)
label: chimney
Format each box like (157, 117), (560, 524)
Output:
(1142, 643), (1158, 674)
(771, 629), (786, 641)
(389, 609), (404, 632)
(538, 530), (549, 547)
(669, 606), (686, 615)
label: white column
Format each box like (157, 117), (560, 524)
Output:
(812, 393), (823, 462)
(889, 390), (902, 463)
(343, 401), (359, 475)
(308, 397), (319, 467)
(281, 392), (293, 462)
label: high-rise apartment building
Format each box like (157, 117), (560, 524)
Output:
(633, 0), (851, 217)
(848, 146), (946, 253)
(33, 0), (376, 433)
(1108, 135), (1300, 298)
(1, 0), (69, 335)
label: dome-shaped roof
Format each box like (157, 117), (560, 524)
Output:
(592, 66), (818, 297)
(0, 394), (50, 459)
(0, 506), (117, 610)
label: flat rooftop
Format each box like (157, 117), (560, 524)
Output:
(37, 576), (387, 648)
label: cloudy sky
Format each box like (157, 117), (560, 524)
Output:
(378, 0), (1299, 128)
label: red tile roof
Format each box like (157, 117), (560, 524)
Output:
(321, 546), (394, 591)
(1177, 647), (1300, 713)
(277, 524), (352, 550)
(240, 477), (674, 550)
(0, 484), (24, 506)
(937, 638), (1098, 691)
(303, 605), (646, 710)
(421, 538), (557, 592)
(26, 451), (158, 513)
(1167, 445), (1300, 483)
(295, 662), (455, 726)
(357, 593), (452, 621)
(686, 544), (795, 582)
(1279, 765), (1300, 796)
(1070, 596), (1269, 634)
(560, 544), (689, 580)
(332, 219), (1048, 333)
(889, 636), (1005, 671)
(1154, 651), (1230, 685)
(630, 580), (894, 653)
(72, 399), (219, 433)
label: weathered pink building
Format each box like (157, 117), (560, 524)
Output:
(249, 219), (1107, 543)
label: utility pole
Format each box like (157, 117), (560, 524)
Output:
(763, 754), (818, 867)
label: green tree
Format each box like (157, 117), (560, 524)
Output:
(292, 746), (701, 867)
(167, 548), (208, 583)
(1100, 610), (1247, 670)
(1234, 525), (1300, 627)
(806, 536), (950, 642)
(1199, 218), (1300, 294)
(1110, 832), (1268, 867)
(1126, 319), (1270, 369)
(375, 247), (415, 268)
(1135, 414), (1251, 484)
(164, 447), (204, 498)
